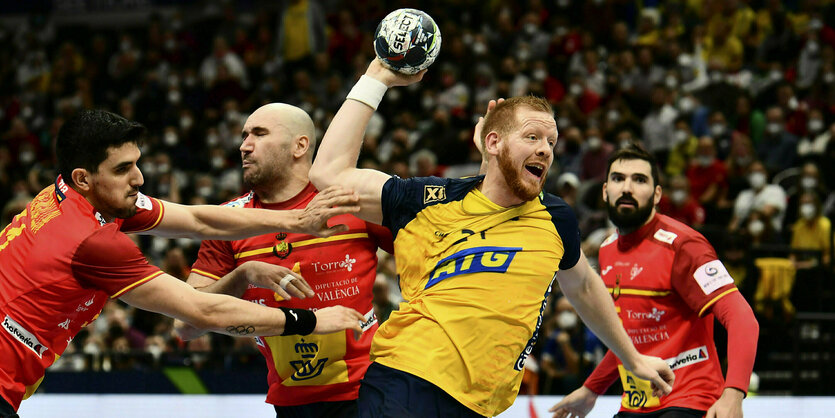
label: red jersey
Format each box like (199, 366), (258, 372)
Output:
(191, 183), (392, 407)
(591, 214), (738, 413)
(0, 176), (164, 409)
(685, 160), (727, 202)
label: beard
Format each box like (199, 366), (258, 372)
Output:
(243, 162), (286, 191)
(606, 193), (654, 232)
(498, 146), (546, 202)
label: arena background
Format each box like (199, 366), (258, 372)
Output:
(0, 0), (833, 416)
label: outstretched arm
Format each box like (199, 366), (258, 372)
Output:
(556, 251), (674, 397)
(175, 263), (315, 340)
(122, 273), (363, 338)
(143, 186), (360, 239)
(309, 59), (425, 224)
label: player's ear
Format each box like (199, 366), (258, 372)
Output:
(294, 135), (310, 159)
(654, 184), (662, 205)
(484, 131), (501, 156)
(71, 168), (92, 192)
(602, 181), (609, 203)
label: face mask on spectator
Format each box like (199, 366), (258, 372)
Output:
(606, 109), (620, 123)
(697, 155), (713, 167)
(211, 156), (225, 170)
(748, 219), (765, 237)
(619, 139), (631, 149)
(665, 75), (678, 89)
(164, 131), (179, 146)
(748, 172), (767, 189)
(569, 83), (583, 96)
(800, 203), (817, 220)
(801, 176), (817, 190)
(141, 161), (156, 177)
(180, 116), (193, 130)
(557, 311), (578, 329)
(197, 186), (213, 198)
(587, 136), (602, 150)
(533, 69), (547, 81)
(19, 150), (35, 165)
(769, 70), (783, 81)
(673, 130), (689, 145)
(472, 42), (487, 55)
(206, 132), (219, 147)
(766, 122), (782, 135)
(671, 189), (688, 205)
(825, 72), (835, 84)
(808, 119), (824, 133)
(710, 123), (726, 137)
(678, 97), (695, 113)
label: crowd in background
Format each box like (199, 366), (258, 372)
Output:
(1, 0), (834, 395)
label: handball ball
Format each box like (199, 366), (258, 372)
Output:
(374, 8), (442, 75)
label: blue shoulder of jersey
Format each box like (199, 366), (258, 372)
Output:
(381, 175), (484, 238)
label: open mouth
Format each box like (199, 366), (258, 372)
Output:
(525, 164), (545, 178)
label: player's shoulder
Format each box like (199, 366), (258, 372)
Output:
(220, 191), (255, 208)
(650, 214), (706, 247)
(385, 174), (484, 204)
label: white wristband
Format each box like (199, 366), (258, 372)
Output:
(346, 75), (388, 110)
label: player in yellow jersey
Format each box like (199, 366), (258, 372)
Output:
(309, 59), (675, 418)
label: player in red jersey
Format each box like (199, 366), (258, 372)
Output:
(551, 145), (758, 418)
(0, 110), (366, 418)
(177, 103), (392, 418)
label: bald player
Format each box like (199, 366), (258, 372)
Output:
(178, 103), (392, 418)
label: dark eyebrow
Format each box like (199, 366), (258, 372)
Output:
(113, 161), (133, 171)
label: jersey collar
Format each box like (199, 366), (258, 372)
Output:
(256, 182), (317, 210)
(54, 175), (108, 226)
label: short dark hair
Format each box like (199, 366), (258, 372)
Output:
(55, 109), (146, 186)
(605, 144), (660, 187)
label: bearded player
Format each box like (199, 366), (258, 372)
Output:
(550, 145), (758, 418)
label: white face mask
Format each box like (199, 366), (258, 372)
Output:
(748, 172), (767, 189)
(678, 96), (696, 113)
(673, 130), (689, 145)
(748, 219), (765, 236)
(164, 131), (179, 146)
(697, 155), (713, 167)
(671, 189), (688, 205)
(800, 203), (816, 220)
(766, 122), (782, 135)
(557, 311), (578, 330)
(801, 176), (817, 190)
(808, 119), (823, 133)
(569, 84), (584, 96)
(710, 123), (726, 137)
(607, 109), (620, 123)
(587, 136), (602, 150)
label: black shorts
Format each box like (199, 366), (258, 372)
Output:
(357, 362), (486, 418)
(0, 396), (18, 418)
(615, 406), (705, 418)
(274, 399), (357, 418)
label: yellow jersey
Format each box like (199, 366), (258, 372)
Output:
(374, 175), (580, 416)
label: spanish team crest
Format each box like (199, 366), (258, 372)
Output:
(272, 233), (292, 259)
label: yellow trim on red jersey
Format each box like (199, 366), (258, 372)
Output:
(131, 198), (165, 233)
(698, 287), (739, 317)
(607, 287), (672, 297)
(233, 233), (369, 260)
(191, 268), (223, 281)
(110, 270), (164, 298)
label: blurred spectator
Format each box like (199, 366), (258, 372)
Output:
(579, 126), (613, 183)
(664, 116), (698, 177)
(757, 106), (798, 174)
(789, 192), (831, 270)
(372, 274), (397, 324)
(730, 160), (787, 234)
(276, 0), (326, 74)
(784, 161), (829, 229)
(686, 136), (728, 222)
(797, 108), (830, 157)
(641, 84), (678, 166)
(658, 175), (706, 228)
(540, 296), (603, 395)
(555, 172), (580, 209)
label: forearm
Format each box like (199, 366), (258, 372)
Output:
(713, 291), (759, 394)
(558, 269), (641, 370)
(180, 205), (303, 240)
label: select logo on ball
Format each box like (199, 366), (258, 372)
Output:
(374, 8), (442, 75)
